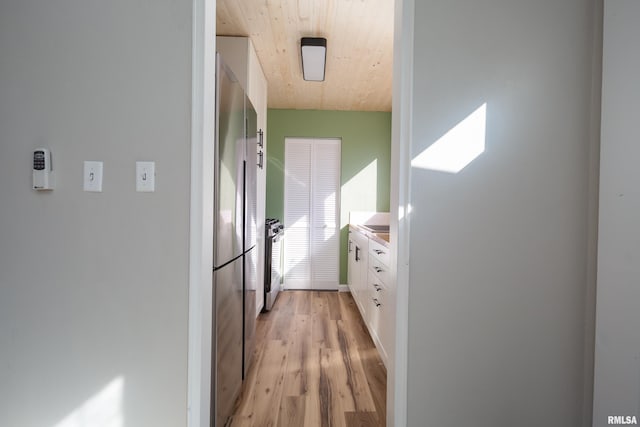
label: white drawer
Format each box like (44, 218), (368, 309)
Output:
(368, 269), (386, 304)
(369, 254), (391, 286)
(369, 239), (390, 268)
(368, 295), (382, 334)
(366, 265), (390, 367)
(367, 272), (386, 342)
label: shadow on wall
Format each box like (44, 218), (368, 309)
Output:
(268, 157), (285, 175)
(338, 158), (380, 281)
(341, 158), (379, 219)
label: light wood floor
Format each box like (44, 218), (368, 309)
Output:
(229, 291), (387, 427)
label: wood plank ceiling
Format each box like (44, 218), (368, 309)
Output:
(217, 0), (394, 112)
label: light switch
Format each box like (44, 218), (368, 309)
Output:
(136, 161), (155, 192)
(83, 161), (103, 192)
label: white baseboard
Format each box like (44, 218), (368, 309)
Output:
(338, 284), (350, 292)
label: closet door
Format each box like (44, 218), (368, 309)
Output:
(310, 140), (341, 289)
(284, 138), (341, 290)
(284, 139), (312, 289)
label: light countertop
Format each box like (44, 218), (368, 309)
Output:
(350, 224), (390, 246)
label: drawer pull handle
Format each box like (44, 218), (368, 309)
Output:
(373, 298), (381, 307)
(373, 284), (382, 292)
(374, 267), (383, 273)
(374, 249), (385, 255)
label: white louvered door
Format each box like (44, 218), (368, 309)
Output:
(284, 138), (341, 290)
(284, 140), (312, 287)
(310, 140), (341, 289)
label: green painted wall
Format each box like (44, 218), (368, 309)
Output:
(266, 109), (391, 284)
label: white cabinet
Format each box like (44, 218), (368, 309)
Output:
(348, 226), (370, 318)
(347, 225), (392, 366)
(216, 36), (268, 314)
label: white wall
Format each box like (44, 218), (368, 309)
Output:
(0, 1), (193, 426)
(593, 1), (640, 424)
(402, 1), (600, 426)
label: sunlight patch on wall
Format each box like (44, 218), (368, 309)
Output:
(398, 203), (413, 221)
(340, 159), (378, 228)
(411, 103), (486, 173)
(54, 376), (124, 427)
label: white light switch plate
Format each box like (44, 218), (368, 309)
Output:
(136, 161), (155, 192)
(83, 161), (103, 192)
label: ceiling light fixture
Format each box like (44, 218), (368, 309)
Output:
(301, 37), (327, 81)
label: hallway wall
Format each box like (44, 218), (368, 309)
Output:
(593, 1), (640, 424)
(0, 1), (193, 425)
(401, 0), (601, 425)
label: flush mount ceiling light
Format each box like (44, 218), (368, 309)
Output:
(301, 37), (327, 81)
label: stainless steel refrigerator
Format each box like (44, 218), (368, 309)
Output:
(212, 54), (257, 427)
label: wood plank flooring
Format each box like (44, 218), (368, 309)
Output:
(229, 291), (387, 427)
